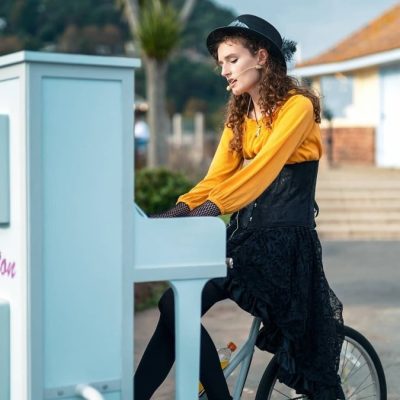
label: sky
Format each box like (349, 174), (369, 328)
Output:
(213, 0), (400, 62)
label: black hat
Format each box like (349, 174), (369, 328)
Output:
(206, 15), (297, 70)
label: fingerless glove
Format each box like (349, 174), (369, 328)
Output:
(188, 200), (221, 217)
(150, 202), (190, 218)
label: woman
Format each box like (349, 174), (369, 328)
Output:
(134, 15), (344, 400)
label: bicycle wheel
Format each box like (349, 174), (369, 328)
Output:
(255, 325), (387, 400)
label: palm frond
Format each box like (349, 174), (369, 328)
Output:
(136, 0), (182, 60)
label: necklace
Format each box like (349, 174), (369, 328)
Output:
(247, 98), (262, 137)
(254, 112), (262, 137)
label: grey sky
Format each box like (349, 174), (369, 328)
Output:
(213, 0), (400, 61)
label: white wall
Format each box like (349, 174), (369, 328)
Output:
(351, 67), (380, 125)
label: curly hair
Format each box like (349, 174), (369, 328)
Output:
(212, 34), (321, 153)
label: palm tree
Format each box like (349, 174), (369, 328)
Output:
(120, 0), (197, 167)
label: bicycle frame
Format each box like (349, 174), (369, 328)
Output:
(200, 317), (262, 400)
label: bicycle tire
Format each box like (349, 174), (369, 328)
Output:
(255, 325), (387, 400)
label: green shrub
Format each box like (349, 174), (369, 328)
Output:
(135, 281), (169, 312)
(135, 167), (194, 215)
(220, 214), (231, 224)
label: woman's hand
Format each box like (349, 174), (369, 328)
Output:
(188, 201), (221, 217)
(150, 202), (190, 218)
(150, 201), (221, 218)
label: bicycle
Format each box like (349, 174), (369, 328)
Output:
(134, 204), (387, 400)
(200, 316), (387, 400)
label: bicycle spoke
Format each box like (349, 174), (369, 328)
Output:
(357, 382), (376, 393)
(271, 388), (307, 400)
(340, 340), (349, 376)
(340, 340), (350, 376)
(350, 382), (376, 397)
(346, 374), (373, 399)
(346, 360), (368, 380)
(270, 382), (310, 400)
(352, 395), (378, 400)
(342, 351), (363, 382)
(272, 387), (292, 398)
(343, 378), (376, 398)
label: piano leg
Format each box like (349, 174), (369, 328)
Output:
(170, 278), (209, 400)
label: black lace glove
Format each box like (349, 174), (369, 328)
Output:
(150, 202), (190, 218)
(188, 200), (221, 217)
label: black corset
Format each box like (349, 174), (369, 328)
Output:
(232, 160), (319, 230)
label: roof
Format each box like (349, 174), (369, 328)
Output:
(297, 4), (400, 67)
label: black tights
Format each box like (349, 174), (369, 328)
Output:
(134, 278), (232, 400)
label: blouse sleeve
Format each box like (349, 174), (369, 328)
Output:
(177, 126), (243, 210)
(206, 95), (316, 214)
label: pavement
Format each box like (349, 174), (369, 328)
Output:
(134, 241), (400, 399)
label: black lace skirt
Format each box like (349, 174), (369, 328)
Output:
(225, 224), (345, 399)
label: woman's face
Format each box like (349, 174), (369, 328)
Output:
(217, 39), (266, 96)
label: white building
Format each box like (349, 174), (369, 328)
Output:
(293, 3), (400, 167)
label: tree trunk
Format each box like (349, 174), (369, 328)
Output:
(119, 0), (198, 167)
(145, 56), (169, 167)
(120, 0), (139, 33)
(179, 0), (197, 24)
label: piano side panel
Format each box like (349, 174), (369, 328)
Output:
(133, 215), (227, 282)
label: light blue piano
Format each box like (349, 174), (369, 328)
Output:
(0, 51), (227, 400)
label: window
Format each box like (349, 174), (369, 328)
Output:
(320, 73), (353, 118)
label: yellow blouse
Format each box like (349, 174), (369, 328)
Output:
(177, 94), (323, 215)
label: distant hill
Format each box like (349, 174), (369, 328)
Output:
(0, 0), (236, 130)
(177, 0), (236, 56)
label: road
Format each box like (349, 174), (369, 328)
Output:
(134, 241), (400, 399)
